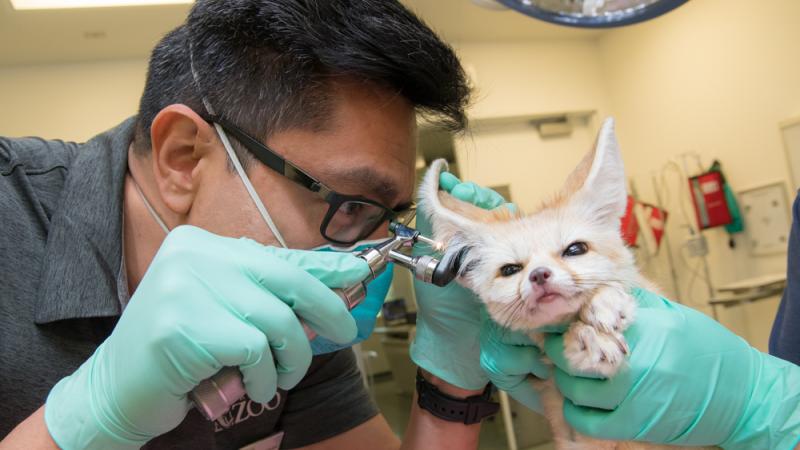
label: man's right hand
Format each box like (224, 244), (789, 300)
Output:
(44, 225), (369, 449)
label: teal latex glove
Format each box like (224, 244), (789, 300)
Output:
(479, 310), (550, 412)
(544, 288), (800, 449)
(410, 172), (515, 390)
(438, 173), (515, 212)
(45, 225), (368, 449)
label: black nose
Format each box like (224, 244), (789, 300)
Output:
(529, 267), (552, 285)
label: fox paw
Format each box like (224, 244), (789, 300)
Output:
(564, 321), (629, 378)
(578, 287), (635, 334)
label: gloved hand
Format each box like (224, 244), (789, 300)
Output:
(544, 288), (800, 449)
(45, 225), (368, 450)
(410, 172), (515, 390)
(479, 310), (551, 412)
(480, 313), (570, 410)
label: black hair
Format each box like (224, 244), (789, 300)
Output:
(133, 0), (471, 165)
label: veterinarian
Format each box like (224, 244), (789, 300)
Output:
(481, 231), (800, 446)
(0, 1), (507, 448)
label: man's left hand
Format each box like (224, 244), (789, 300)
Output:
(479, 312), (550, 412)
(410, 172), (513, 390)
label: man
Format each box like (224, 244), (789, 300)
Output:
(0, 1), (499, 448)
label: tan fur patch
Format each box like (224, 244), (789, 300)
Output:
(438, 191), (522, 223)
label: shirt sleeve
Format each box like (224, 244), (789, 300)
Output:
(769, 190), (800, 364)
(277, 348), (380, 449)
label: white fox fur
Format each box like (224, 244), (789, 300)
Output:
(419, 118), (716, 450)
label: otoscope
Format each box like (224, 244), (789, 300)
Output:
(189, 221), (462, 421)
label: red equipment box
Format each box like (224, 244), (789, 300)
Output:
(688, 171), (732, 230)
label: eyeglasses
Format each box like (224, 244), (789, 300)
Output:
(207, 114), (415, 245)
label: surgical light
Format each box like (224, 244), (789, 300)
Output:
(492, 0), (688, 28)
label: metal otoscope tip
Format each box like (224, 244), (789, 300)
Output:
(388, 221), (445, 251)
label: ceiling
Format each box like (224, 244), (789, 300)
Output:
(0, 0), (602, 66)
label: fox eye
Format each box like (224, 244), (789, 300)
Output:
(499, 264), (523, 277)
(562, 242), (589, 257)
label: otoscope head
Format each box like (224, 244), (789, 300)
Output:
(430, 246), (469, 286)
(383, 221), (467, 287)
(396, 246), (466, 287)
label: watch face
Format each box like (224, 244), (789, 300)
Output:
(495, 0), (688, 28)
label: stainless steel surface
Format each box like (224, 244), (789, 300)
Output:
(359, 247), (386, 277)
(385, 250), (439, 284)
(416, 255), (438, 284)
(414, 234), (442, 251)
(190, 366), (246, 421)
(386, 249), (414, 268)
(337, 282), (368, 312)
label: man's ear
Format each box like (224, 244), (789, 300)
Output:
(561, 118), (628, 223)
(149, 104), (217, 216)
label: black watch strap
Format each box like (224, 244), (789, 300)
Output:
(415, 369), (500, 425)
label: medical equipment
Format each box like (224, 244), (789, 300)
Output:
(620, 195), (639, 247)
(688, 170), (733, 230)
(485, 0), (688, 29)
(190, 221), (462, 421)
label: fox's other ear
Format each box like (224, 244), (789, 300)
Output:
(562, 118), (628, 223)
(418, 159), (514, 246)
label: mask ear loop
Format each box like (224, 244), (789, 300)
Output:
(213, 122), (289, 249)
(188, 41), (288, 249)
(131, 175), (170, 235)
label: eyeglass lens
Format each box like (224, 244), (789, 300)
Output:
(324, 200), (389, 243)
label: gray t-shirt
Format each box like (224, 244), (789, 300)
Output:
(0, 118), (379, 449)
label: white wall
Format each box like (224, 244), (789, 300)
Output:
(0, 59), (147, 141)
(453, 39), (610, 212)
(596, 0), (800, 350)
(0, 42), (610, 215)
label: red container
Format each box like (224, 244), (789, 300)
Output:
(620, 195), (639, 247)
(688, 171), (732, 230)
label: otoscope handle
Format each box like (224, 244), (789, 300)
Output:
(189, 282), (367, 421)
(190, 226), (429, 421)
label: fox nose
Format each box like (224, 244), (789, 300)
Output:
(529, 267), (552, 285)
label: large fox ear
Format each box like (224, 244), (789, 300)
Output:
(418, 159), (516, 249)
(560, 118), (628, 224)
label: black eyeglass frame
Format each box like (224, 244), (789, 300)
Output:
(207, 114), (414, 245)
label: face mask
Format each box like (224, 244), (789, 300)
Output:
(217, 130), (394, 354)
(310, 240), (394, 355)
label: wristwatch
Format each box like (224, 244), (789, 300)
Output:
(415, 369), (500, 425)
